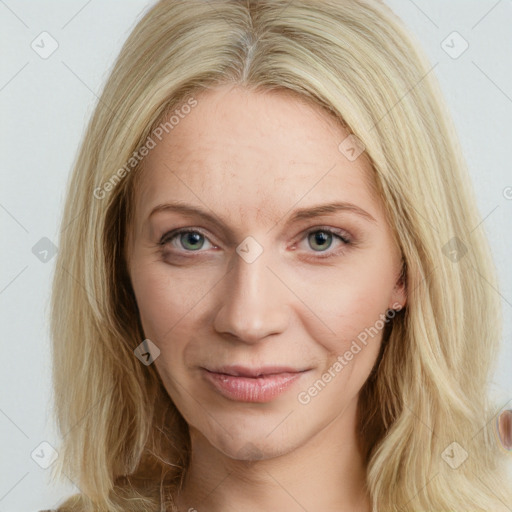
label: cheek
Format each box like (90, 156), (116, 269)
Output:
(129, 261), (204, 402)
(296, 253), (397, 351)
(130, 258), (211, 342)
(292, 256), (397, 403)
(294, 269), (393, 408)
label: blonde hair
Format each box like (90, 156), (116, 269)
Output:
(49, 0), (512, 510)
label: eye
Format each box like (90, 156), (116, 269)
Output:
(159, 226), (352, 259)
(297, 227), (352, 258)
(159, 229), (215, 252)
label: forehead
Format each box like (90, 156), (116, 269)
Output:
(134, 85), (379, 225)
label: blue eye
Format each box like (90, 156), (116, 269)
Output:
(160, 229), (215, 252)
(159, 226), (351, 259)
(308, 230), (334, 251)
(177, 231), (206, 251)
(302, 228), (351, 258)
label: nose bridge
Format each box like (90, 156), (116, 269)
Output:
(213, 241), (289, 343)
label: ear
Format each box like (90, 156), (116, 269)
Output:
(389, 260), (407, 311)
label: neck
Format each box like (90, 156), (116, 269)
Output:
(174, 397), (371, 512)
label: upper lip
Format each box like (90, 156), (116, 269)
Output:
(203, 365), (309, 378)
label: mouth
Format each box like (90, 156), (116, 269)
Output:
(206, 364), (310, 378)
(201, 365), (311, 403)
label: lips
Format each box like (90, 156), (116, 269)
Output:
(206, 364), (307, 378)
(201, 365), (310, 402)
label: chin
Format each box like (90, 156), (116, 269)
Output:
(191, 410), (309, 463)
(216, 433), (297, 462)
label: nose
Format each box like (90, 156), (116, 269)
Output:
(212, 246), (290, 344)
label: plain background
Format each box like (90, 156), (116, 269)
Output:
(1, 1), (511, 510)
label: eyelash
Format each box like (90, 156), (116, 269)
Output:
(158, 226), (352, 260)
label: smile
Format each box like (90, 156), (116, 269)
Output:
(201, 366), (310, 403)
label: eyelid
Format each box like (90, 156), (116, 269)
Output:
(159, 227), (217, 248)
(159, 225), (353, 259)
(300, 225), (351, 244)
(291, 226), (352, 260)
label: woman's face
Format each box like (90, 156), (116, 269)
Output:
(127, 84), (406, 461)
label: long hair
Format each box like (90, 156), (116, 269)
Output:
(49, 0), (512, 510)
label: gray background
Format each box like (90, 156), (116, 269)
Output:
(1, 1), (511, 510)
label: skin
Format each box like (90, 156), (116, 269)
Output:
(126, 84), (406, 512)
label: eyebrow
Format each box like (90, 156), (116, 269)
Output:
(148, 200), (376, 231)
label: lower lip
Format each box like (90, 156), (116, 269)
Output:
(202, 369), (306, 403)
